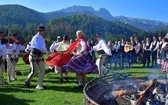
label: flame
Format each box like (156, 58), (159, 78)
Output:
(118, 88), (125, 97)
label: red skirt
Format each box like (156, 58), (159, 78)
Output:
(46, 52), (73, 67)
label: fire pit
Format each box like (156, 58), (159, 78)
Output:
(84, 73), (168, 105)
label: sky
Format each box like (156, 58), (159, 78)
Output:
(0, 0), (168, 22)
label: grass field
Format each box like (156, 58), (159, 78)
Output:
(0, 55), (167, 105)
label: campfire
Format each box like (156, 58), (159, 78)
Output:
(84, 73), (168, 105)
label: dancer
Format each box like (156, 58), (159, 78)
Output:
(93, 33), (112, 76)
(47, 35), (70, 82)
(25, 25), (47, 89)
(62, 30), (98, 88)
(7, 34), (25, 82)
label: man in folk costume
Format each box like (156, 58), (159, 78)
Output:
(116, 41), (123, 68)
(93, 33), (112, 76)
(48, 36), (61, 72)
(142, 37), (151, 68)
(25, 26), (47, 90)
(129, 36), (136, 64)
(47, 35), (70, 83)
(112, 41), (119, 68)
(124, 41), (132, 67)
(119, 39), (125, 67)
(0, 32), (8, 85)
(7, 34), (25, 82)
(150, 36), (159, 67)
(107, 40), (114, 68)
(158, 36), (163, 63)
(134, 37), (141, 62)
(50, 36), (61, 53)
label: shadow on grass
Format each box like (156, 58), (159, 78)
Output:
(45, 85), (83, 93)
(43, 79), (77, 84)
(43, 77), (96, 93)
(0, 86), (34, 93)
(0, 94), (35, 105)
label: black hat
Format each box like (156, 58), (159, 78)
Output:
(12, 33), (19, 37)
(37, 25), (46, 31)
(63, 35), (68, 40)
(8, 38), (15, 44)
(0, 32), (3, 34)
(1, 39), (8, 44)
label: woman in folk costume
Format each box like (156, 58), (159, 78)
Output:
(62, 30), (98, 88)
(160, 38), (168, 72)
(46, 35), (70, 82)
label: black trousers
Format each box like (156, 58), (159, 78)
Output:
(151, 51), (157, 66)
(143, 51), (150, 67)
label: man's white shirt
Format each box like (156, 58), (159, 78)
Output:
(93, 39), (111, 55)
(30, 33), (47, 54)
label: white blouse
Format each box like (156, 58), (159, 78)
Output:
(76, 40), (86, 55)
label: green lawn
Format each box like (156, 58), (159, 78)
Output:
(0, 55), (166, 105)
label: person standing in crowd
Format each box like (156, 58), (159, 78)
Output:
(160, 38), (168, 61)
(150, 36), (159, 67)
(119, 39), (125, 67)
(124, 40), (132, 67)
(0, 32), (8, 85)
(160, 38), (168, 72)
(7, 34), (25, 82)
(86, 40), (94, 59)
(116, 41), (122, 68)
(134, 37), (141, 60)
(143, 37), (151, 68)
(130, 36), (136, 63)
(139, 40), (145, 63)
(89, 38), (96, 61)
(112, 41), (118, 68)
(158, 36), (163, 63)
(107, 40), (114, 68)
(62, 30), (98, 88)
(25, 25), (47, 90)
(46, 35), (70, 83)
(93, 33), (112, 76)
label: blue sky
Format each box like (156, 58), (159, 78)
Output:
(0, 0), (168, 22)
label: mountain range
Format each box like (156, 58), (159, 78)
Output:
(0, 4), (167, 32)
(45, 5), (168, 31)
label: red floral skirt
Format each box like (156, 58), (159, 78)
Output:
(161, 61), (168, 72)
(46, 52), (73, 67)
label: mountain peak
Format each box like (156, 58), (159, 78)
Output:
(97, 7), (114, 21)
(98, 8), (109, 13)
(59, 5), (95, 13)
